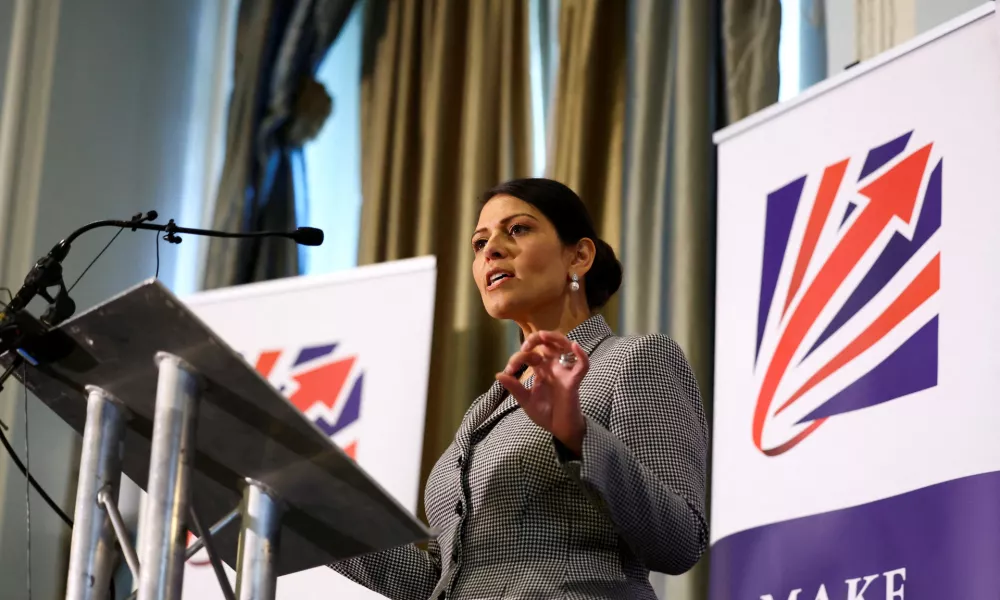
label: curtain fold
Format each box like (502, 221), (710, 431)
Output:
(722, 0), (780, 124)
(546, 0), (627, 330)
(856, 0), (915, 62)
(622, 0), (718, 427)
(624, 0), (780, 597)
(622, 0), (674, 338)
(622, 0), (718, 598)
(203, 0), (356, 290)
(357, 0), (533, 520)
(801, 0), (829, 89)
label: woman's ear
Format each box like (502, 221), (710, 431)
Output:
(570, 238), (596, 276)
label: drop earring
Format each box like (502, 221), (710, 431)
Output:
(569, 273), (580, 292)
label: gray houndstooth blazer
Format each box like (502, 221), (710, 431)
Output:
(329, 314), (708, 599)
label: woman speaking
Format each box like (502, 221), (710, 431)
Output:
(330, 178), (708, 599)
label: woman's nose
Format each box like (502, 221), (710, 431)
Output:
(484, 236), (509, 260)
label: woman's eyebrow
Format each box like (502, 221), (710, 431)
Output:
(472, 213), (539, 238)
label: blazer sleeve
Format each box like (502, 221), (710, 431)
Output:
(556, 334), (709, 575)
(327, 538), (441, 600)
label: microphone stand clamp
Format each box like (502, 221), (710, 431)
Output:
(163, 219), (182, 244)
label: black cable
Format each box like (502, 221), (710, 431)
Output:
(0, 415), (72, 526)
(23, 361), (31, 600)
(68, 228), (125, 294)
(154, 230), (160, 279)
(0, 288), (12, 432)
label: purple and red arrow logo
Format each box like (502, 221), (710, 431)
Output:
(188, 342), (363, 567)
(753, 131), (941, 455)
(253, 342), (364, 459)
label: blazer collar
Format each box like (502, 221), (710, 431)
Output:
(455, 314), (614, 451)
(564, 312), (614, 356)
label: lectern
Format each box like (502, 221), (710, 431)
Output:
(0, 279), (430, 600)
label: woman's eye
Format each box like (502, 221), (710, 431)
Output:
(510, 224), (529, 235)
(473, 239), (487, 252)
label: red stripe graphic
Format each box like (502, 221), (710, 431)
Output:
(783, 159), (849, 315)
(343, 441), (358, 459)
(255, 350), (281, 378)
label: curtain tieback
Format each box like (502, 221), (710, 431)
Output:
(285, 75), (333, 147)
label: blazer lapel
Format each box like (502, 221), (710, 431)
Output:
(472, 375), (532, 435)
(455, 378), (508, 454)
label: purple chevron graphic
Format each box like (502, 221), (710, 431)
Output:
(295, 343), (338, 366)
(858, 130), (913, 181)
(840, 202), (858, 228)
(798, 316), (938, 424)
(315, 374), (364, 437)
(756, 176), (807, 361)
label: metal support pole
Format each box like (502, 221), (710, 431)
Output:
(234, 480), (284, 600)
(189, 506), (235, 600)
(65, 386), (128, 600)
(136, 353), (201, 600)
(184, 505), (240, 560)
(98, 488), (141, 580)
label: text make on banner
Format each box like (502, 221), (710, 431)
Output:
(179, 256), (436, 600)
(711, 5), (1000, 600)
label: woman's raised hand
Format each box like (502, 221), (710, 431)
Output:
(495, 331), (589, 455)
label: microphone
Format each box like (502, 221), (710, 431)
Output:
(290, 227), (324, 246)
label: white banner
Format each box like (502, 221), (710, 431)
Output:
(178, 256), (436, 599)
(711, 4), (1000, 598)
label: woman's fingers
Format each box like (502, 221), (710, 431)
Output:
(537, 330), (574, 353)
(495, 371), (529, 402)
(503, 343), (564, 375)
(533, 343), (562, 361)
(513, 332), (588, 376)
(570, 341), (589, 374)
(521, 330), (572, 354)
(502, 349), (545, 375)
(519, 332), (574, 365)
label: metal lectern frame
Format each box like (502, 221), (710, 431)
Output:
(65, 386), (129, 600)
(2, 279), (430, 600)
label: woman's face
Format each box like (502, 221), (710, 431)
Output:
(472, 195), (574, 320)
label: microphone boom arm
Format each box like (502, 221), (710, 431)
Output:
(1, 213), (323, 334)
(50, 219), (321, 261)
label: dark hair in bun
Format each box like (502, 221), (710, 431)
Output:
(481, 178), (623, 310)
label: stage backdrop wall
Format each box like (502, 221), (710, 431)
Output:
(178, 256), (436, 600)
(711, 4), (1000, 599)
